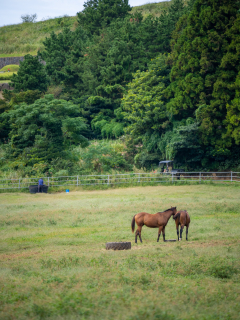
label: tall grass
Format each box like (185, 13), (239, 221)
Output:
(0, 185), (240, 319)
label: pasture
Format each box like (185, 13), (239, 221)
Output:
(0, 184), (240, 320)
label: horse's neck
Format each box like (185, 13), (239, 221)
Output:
(164, 210), (174, 221)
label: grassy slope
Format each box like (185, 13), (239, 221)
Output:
(0, 1), (173, 57)
(0, 184), (239, 319)
(0, 64), (20, 72)
(0, 16), (77, 56)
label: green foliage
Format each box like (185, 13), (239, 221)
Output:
(38, 27), (89, 85)
(0, 72), (15, 80)
(3, 89), (42, 107)
(40, 0), (190, 139)
(10, 54), (48, 92)
(76, 140), (132, 173)
(122, 54), (171, 169)
(2, 95), (89, 166)
(166, 0), (240, 152)
(162, 122), (204, 169)
(77, 0), (131, 35)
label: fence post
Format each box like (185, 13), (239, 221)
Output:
(199, 172), (201, 184)
(138, 173), (140, 183)
(107, 175), (110, 185)
(231, 171), (232, 182)
(77, 175), (79, 186)
(18, 178), (21, 189)
(48, 177), (50, 187)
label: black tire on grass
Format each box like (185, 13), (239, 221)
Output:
(106, 242), (131, 250)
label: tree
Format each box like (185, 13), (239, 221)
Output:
(122, 54), (171, 168)
(3, 95), (89, 165)
(10, 54), (48, 92)
(21, 13), (37, 23)
(166, 0), (240, 153)
(77, 0), (131, 34)
(38, 27), (89, 85)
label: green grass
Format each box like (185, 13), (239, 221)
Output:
(0, 64), (19, 72)
(0, 16), (77, 56)
(131, 1), (172, 18)
(0, 184), (239, 319)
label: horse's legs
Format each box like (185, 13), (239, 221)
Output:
(176, 225), (179, 241)
(180, 225), (184, 240)
(186, 225), (189, 241)
(157, 226), (163, 242)
(135, 226), (143, 243)
(162, 226), (166, 242)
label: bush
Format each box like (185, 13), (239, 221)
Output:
(76, 140), (132, 173)
(0, 72), (15, 80)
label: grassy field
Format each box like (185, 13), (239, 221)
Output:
(0, 184), (239, 320)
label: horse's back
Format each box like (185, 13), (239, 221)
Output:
(181, 210), (190, 226)
(135, 212), (159, 227)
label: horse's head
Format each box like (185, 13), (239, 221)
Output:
(171, 206), (177, 216)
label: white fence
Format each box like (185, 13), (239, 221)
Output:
(0, 171), (240, 191)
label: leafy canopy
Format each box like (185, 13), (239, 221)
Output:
(3, 95), (89, 165)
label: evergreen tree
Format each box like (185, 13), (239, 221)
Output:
(39, 27), (89, 85)
(10, 54), (48, 92)
(166, 0), (240, 155)
(77, 0), (131, 35)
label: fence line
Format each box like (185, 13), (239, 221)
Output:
(0, 171), (240, 191)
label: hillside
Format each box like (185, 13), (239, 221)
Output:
(0, 1), (172, 58)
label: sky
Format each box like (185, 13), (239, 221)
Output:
(0, 0), (170, 27)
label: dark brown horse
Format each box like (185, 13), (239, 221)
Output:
(131, 207), (177, 243)
(173, 210), (190, 241)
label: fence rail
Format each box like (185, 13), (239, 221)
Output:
(0, 171), (240, 191)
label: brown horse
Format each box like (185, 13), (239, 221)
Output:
(173, 210), (190, 241)
(131, 207), (177, 243)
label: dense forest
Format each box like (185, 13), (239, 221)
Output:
(1, 0), (240, 178)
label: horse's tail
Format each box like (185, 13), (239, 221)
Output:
(173, 212), (180, 220)
(131, 215), (136, 233)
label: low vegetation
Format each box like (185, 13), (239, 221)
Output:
(0, 64), (19, 72)
(0, 72), (16, 80)
(0, 184), (239, 319)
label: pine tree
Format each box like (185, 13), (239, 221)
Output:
(10, 54), (48, 92)
(166, 0), (240, 153)
(77, 0), (131, 34)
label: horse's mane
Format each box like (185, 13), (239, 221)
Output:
(164, 207), (176, 212)
(157, 207), (176, 213)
